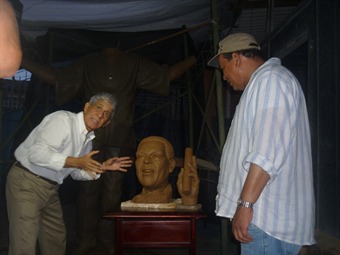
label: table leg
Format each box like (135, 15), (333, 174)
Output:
(189, 218), (196, 255)
(115, 219), (123, 255)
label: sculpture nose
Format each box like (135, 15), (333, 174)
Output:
(143, 155), (152, 163)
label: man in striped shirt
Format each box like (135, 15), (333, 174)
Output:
(208, 33), (315, 254)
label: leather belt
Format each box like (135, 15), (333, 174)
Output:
(15, 161), (58, 185)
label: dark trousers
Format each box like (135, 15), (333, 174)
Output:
(74, 144), (136, 255)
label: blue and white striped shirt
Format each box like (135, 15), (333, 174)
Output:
(216, 58), (315, 245)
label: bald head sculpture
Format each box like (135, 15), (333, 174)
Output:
(131, 136), (199, 206)
(132, 136), (176, 203)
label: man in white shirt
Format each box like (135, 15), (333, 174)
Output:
(6, 92), (132, 255)
(208, 33), (315, 255)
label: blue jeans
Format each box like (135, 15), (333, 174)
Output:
(241, 224), (302, 255)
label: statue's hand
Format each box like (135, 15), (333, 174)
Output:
(177, 156), (199, 206)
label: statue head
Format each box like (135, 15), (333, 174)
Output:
(135, 136), (176, 190)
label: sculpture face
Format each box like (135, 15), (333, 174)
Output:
(135, 140), (173, 190)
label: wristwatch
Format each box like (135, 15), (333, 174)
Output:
(237, 198), (254, 208)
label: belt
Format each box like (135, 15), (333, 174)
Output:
(15, 161), (58, 185)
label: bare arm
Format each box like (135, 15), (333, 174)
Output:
(0, 0), (22, 78)
(232, 163), (270, 243)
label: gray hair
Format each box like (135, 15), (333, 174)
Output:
(89, 92), (117, 120)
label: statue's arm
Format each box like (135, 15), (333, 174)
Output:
(21, 56), (56, 85)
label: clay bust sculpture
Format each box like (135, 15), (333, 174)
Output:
(132, 136), (199, 206)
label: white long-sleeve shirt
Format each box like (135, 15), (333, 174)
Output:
(216, 58), (315, 245)
(15, 111), (99, 184)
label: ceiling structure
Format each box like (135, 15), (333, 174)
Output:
(10, 0), (304, 62)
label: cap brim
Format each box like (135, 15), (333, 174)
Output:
(207, 53), (220, 68)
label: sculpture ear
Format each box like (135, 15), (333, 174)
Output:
(168, 158), (176, 173)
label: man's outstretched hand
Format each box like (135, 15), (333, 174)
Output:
(101, 156), (133, 172)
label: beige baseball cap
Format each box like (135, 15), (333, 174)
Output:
(207, 33), (260, 68)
